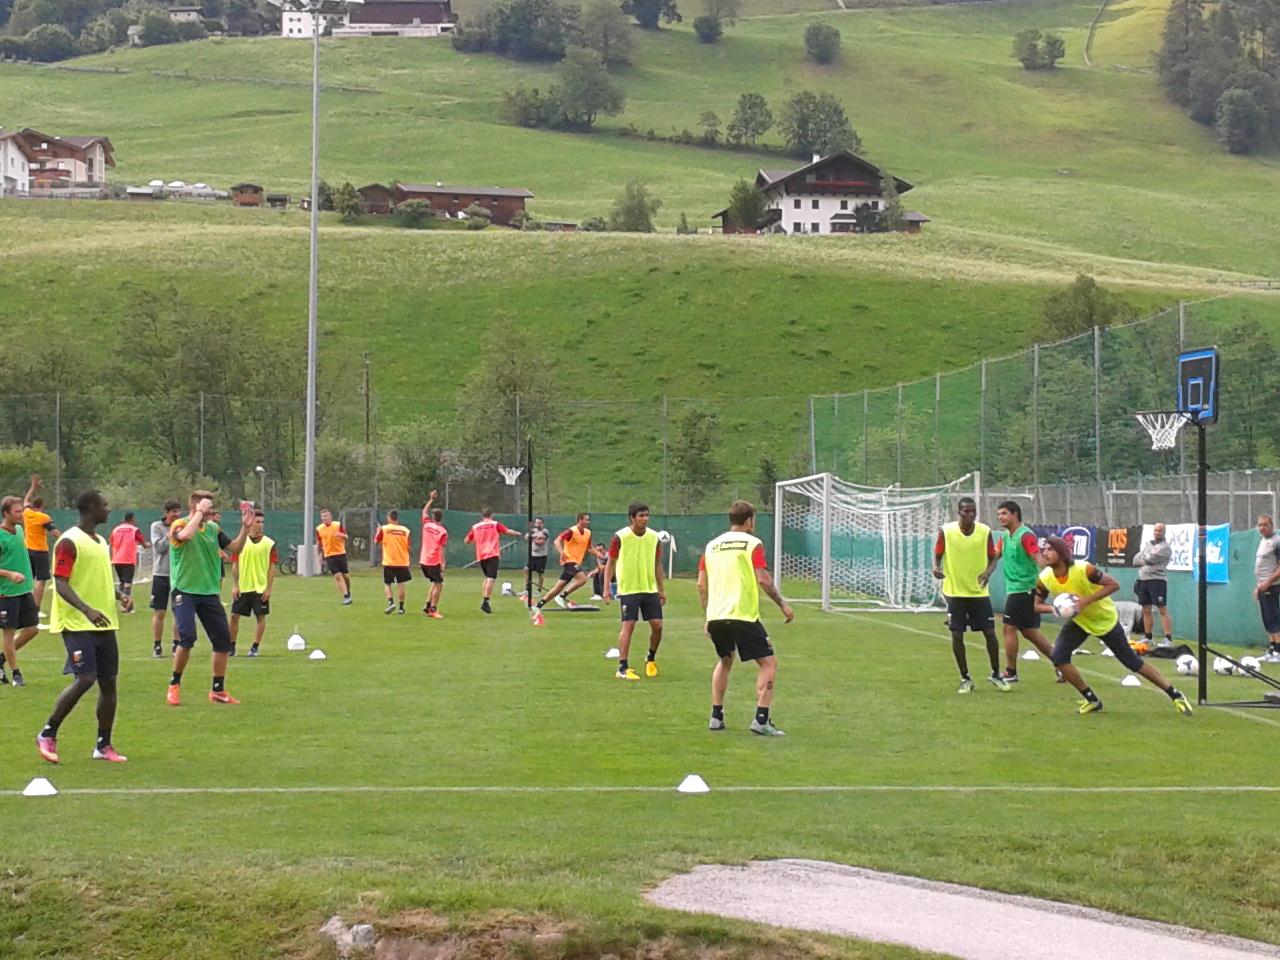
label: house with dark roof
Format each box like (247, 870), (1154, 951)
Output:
(712, 151), (928, 236)
(280, 0), (457, 38)
(17, 129), (115, 187)
(394, 181), (534, 225)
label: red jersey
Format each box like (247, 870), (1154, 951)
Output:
(420, 520), (448, 566)
(465, 518), (511, 561)
(109, 523), (146, 565)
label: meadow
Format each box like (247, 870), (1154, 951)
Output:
(1, 566), (1278, 958)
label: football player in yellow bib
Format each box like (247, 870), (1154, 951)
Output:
(1035, 535), (1192, 717)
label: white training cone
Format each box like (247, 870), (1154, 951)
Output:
(23, 777), (57, 797)
(605, 647), (620, 659)
(1120, 675), (1141, 687)
(677, 774), (710, 795)
(287, 634), (306, 651)
(309, 649), (326, 660)
(1020, 649), (1040, 661)
(1100, 647), (1115, 657)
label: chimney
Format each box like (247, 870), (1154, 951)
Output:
(812, 152), (821, 164)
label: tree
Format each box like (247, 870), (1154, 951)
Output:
(804, 22), (840, 63)
(1157, 0), (1206, 105)
(676, 211), (693, 233)
(778, 90), (860, 157)
(316, 179), (335, 211)
(698, 110), (721, 144)
(78, 14), (117, 52)
(879, 174), (904, 231)
(621, 0), (680, 29)
(1215, 86), (1267, 152)
(726, 91), (772, 145)
(580, 215), (608, 231)
(332, 181), (364, 222)
(1041, 32), (1065, 67)
(608, 180), (660, 231)
(503, 85), (561, 127)
(393, 199), (434, 229)
(556, 45), (624, 127)
(1040, 274), (1138, 337)
(139, 8), (178, 44)
(725, 178), (765, 231)
(670, 407), (726, 511)
(454, 0), (579, 60)
(23, 22), (76, 60)
(577, 0), (633, 63)
(692, 14), (720, 41)
(701, 0), (737, 22)
(1012, 27), (1044, 69)
(456, 324), (555, 466)
(756, 454), (778, 509)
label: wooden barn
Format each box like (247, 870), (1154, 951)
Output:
(357, 183), (396, 215)
(393, 181), (534, 225)
(231, 183), (263, 207)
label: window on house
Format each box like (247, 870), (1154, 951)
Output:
(872, 201), (879, 210)
(811, 222), (820, 233)
(840, 200), (848, 211)
(791, 223), (800, 234)
(811, 199), (819, 210)
(793, 198), (801, 209)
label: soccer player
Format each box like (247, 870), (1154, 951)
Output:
(994, 500), (1052, 683)
(1035, 535), (1192, 716)
(698, 500), (793, 736)
(375, 509), (412, 615)
(36, 489), (130, 764)
(1133, 522), (1174, 647)
(316, 509), (351, 604)
(603, 502), (666, 681)
(932, 497), (1011, 694)
(0, 495), (41, 687)
(166, 491), (254, 707)
(419, 491), (448, 619)
(464, 509), (519, 614)
(1253, 514), (1280, 663)
(230, 510), (276, 656)
(532, 513), (593, 619)
(149, 499), (182, 658)
(22, 474), (58, 610)
(109, 511), (146, 605)
(525, 518), (550, 594)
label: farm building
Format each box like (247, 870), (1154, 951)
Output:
(393, 182), (534, 225)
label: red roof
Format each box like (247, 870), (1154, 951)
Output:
(347, 0), (455, 25)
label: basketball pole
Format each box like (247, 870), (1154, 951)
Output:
(1196, 418), (1208, 705)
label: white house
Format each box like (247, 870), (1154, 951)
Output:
(280, 0), (456, 37)
(168, 5), (203, 22)
(714, 151), (927, 236)
(0, 129), (35, 197)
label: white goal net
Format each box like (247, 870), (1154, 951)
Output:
(774, 472), (979, 611)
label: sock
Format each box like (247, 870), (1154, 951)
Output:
(212, 675), (225, 693)
(40, 720), (58, 739)
(535, 599), (545, 609)
(0, 652), (6, 668)
(960, 672), (971, 681)
(1005, 667), (1017, 676)
(711, 705), (724, 720)
(1165, 685), (1181, 700)
(1082, 687), (1099, 703)
(250, 642), (259, 651)
(344, 593), (350, 600)
(399, 602), (405, 610)
(1144, 633), (1153, 641)
(646, 650), (656, 662)
(170, 671), (182, 686)
(96, 729), (112, 750)
(618, 659), (628, 671)
(754, 706), (770, 725)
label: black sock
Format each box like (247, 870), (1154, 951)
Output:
(1144, 633), (1152, 641)
(212, 675), (225, 693)
(96, 729), (111, 749)
(0, 652), (6, 668)
(250, 642), (259, 650)
(755, 706), (770, 725)
(535, 599), (545, 609)
(646, 650), (656, 661)
(711, 704), (724, 720)
(1166, 685), (1181, 700)
(170, 671), (182, 686)
(40, 721), (58, 739)
(1005, 667), (1017, 676)
(398, 602), (404, 610)
(618, 659), (628, 670)
(1082, 687), (1099, 703)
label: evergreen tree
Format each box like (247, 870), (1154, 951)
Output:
(1215, 86), (1267, 152)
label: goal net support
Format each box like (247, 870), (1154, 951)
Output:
(774, 472), (979, 612)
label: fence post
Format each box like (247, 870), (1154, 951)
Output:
(661, 395), (669, 514)
(1228, 469), (1235, 530)
(514, 392), (521, 464)
(1178, 301), (1187, 475)
(832, 393), (839, 473)
(862, 389), (869, 484)
(54, 390), (61, 508)
(1093, 325), (1103, 483)
(979, 359), (987, 480)
(1137, 473), (1144, 526)
(1031, 344), (1040, 488)
(808, 396), (816, 474)
(199, 391), (205, 476)
(933, 373), (941, 484)
(896, 383), (903, 487)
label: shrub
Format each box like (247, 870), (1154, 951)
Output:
(693, 14), (721, 42)
(24, 23), (77, 61)
(580, 215), (608, 231)
(393, 199), (434, 229)
(462, 202), (492, 229)
(804, 22), (840, 63)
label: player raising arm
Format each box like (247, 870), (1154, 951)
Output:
(22, 474), (59, 610)
(419, 491), (448, 619)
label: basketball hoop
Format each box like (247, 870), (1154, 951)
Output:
(498, 466), (524, 486)
(1135, 410), (1191, 451)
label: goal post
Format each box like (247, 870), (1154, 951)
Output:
(773, 471), (979, 612)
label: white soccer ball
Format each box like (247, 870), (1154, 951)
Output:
(1052, 593), (1079, 619)
(1212, 656), (1234, 675)
(1176, 654), (1198, 676)
(1240, 655), (1262, 673)
(500, 581), (514, 596)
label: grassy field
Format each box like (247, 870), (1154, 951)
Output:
(1, 566), (1278, 958)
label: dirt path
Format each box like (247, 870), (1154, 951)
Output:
(647, 860), (1280, 960)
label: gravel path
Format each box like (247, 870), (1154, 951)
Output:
(646, 859), (1280, 960)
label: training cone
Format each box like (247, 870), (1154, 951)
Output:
(677, 774), (710, 795)
(605, 647), (620, 659)
(1020, 649), (1040, 661)
(286, 634), (306, 651)
(1100, 647), (1115, 658)
(1120, 674), (1141, 687)
(308, 649), (326, 660)
(23, 777), (57, 797)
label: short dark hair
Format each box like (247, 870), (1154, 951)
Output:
(628, 502), (649, 518)
(74, 489), (103, 513)
(31, 496), (43, 508)
(163, 499), (182, 512)
(431, 509), (443, 522)
(577, 512), (589, 522)
(254, 509), (265, 519)
(388, 509), (399, 521)
(728, 499), (755, 526)
(958, 496), (976, 509)
(124, 511), (135, 522)
(1, 495), (22, 515)
(996, 500), (1022, 520)
(482, 509), (493, 519)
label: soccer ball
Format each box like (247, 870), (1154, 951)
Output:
(1240, 655), (1262, 673)
(500, 581), (514, 597)
(1052, 593), (1079, 619)
(1212, 656), (1234, 675)
(1176, 654), (1198, 676)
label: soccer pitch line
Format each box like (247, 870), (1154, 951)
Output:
(839, 611), (1280, 729)
(7, 784), (1280, 798)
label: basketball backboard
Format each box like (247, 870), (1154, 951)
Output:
(1178, 347), (1219, 424)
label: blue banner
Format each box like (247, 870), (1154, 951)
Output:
(1190, 523), (1231, 584)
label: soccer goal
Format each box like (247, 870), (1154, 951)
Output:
(774, 471), (979, 612)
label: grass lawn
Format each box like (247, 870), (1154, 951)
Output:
(2, 566), (1278, 958)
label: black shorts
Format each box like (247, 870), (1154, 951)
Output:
(112, 562), (136, 585)
(231, 591), (270, 618)
(1135, 579), (1168, 608)
(946, 596), (995, 633)
(1052, 619), (1144, 671)
(172, 591), (233, 653)
(0, 592), (39, 630)
(324, 555), (349, 576)
(479, 557), (500, 580)
(421, 563), (444, 584)
(619, 593), (663, 623)
(150, 574), (171, 611)
(62, 629), (119, 679)
(28, 549), (50, 581)
(1260, 586), (1280, 635)
(529, 555), (547, 574)
(559, 562), (581, 583)
(707, 619), (774, 662)
(383, 565), (411, 585)
(1001, 590), (1041, 630)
